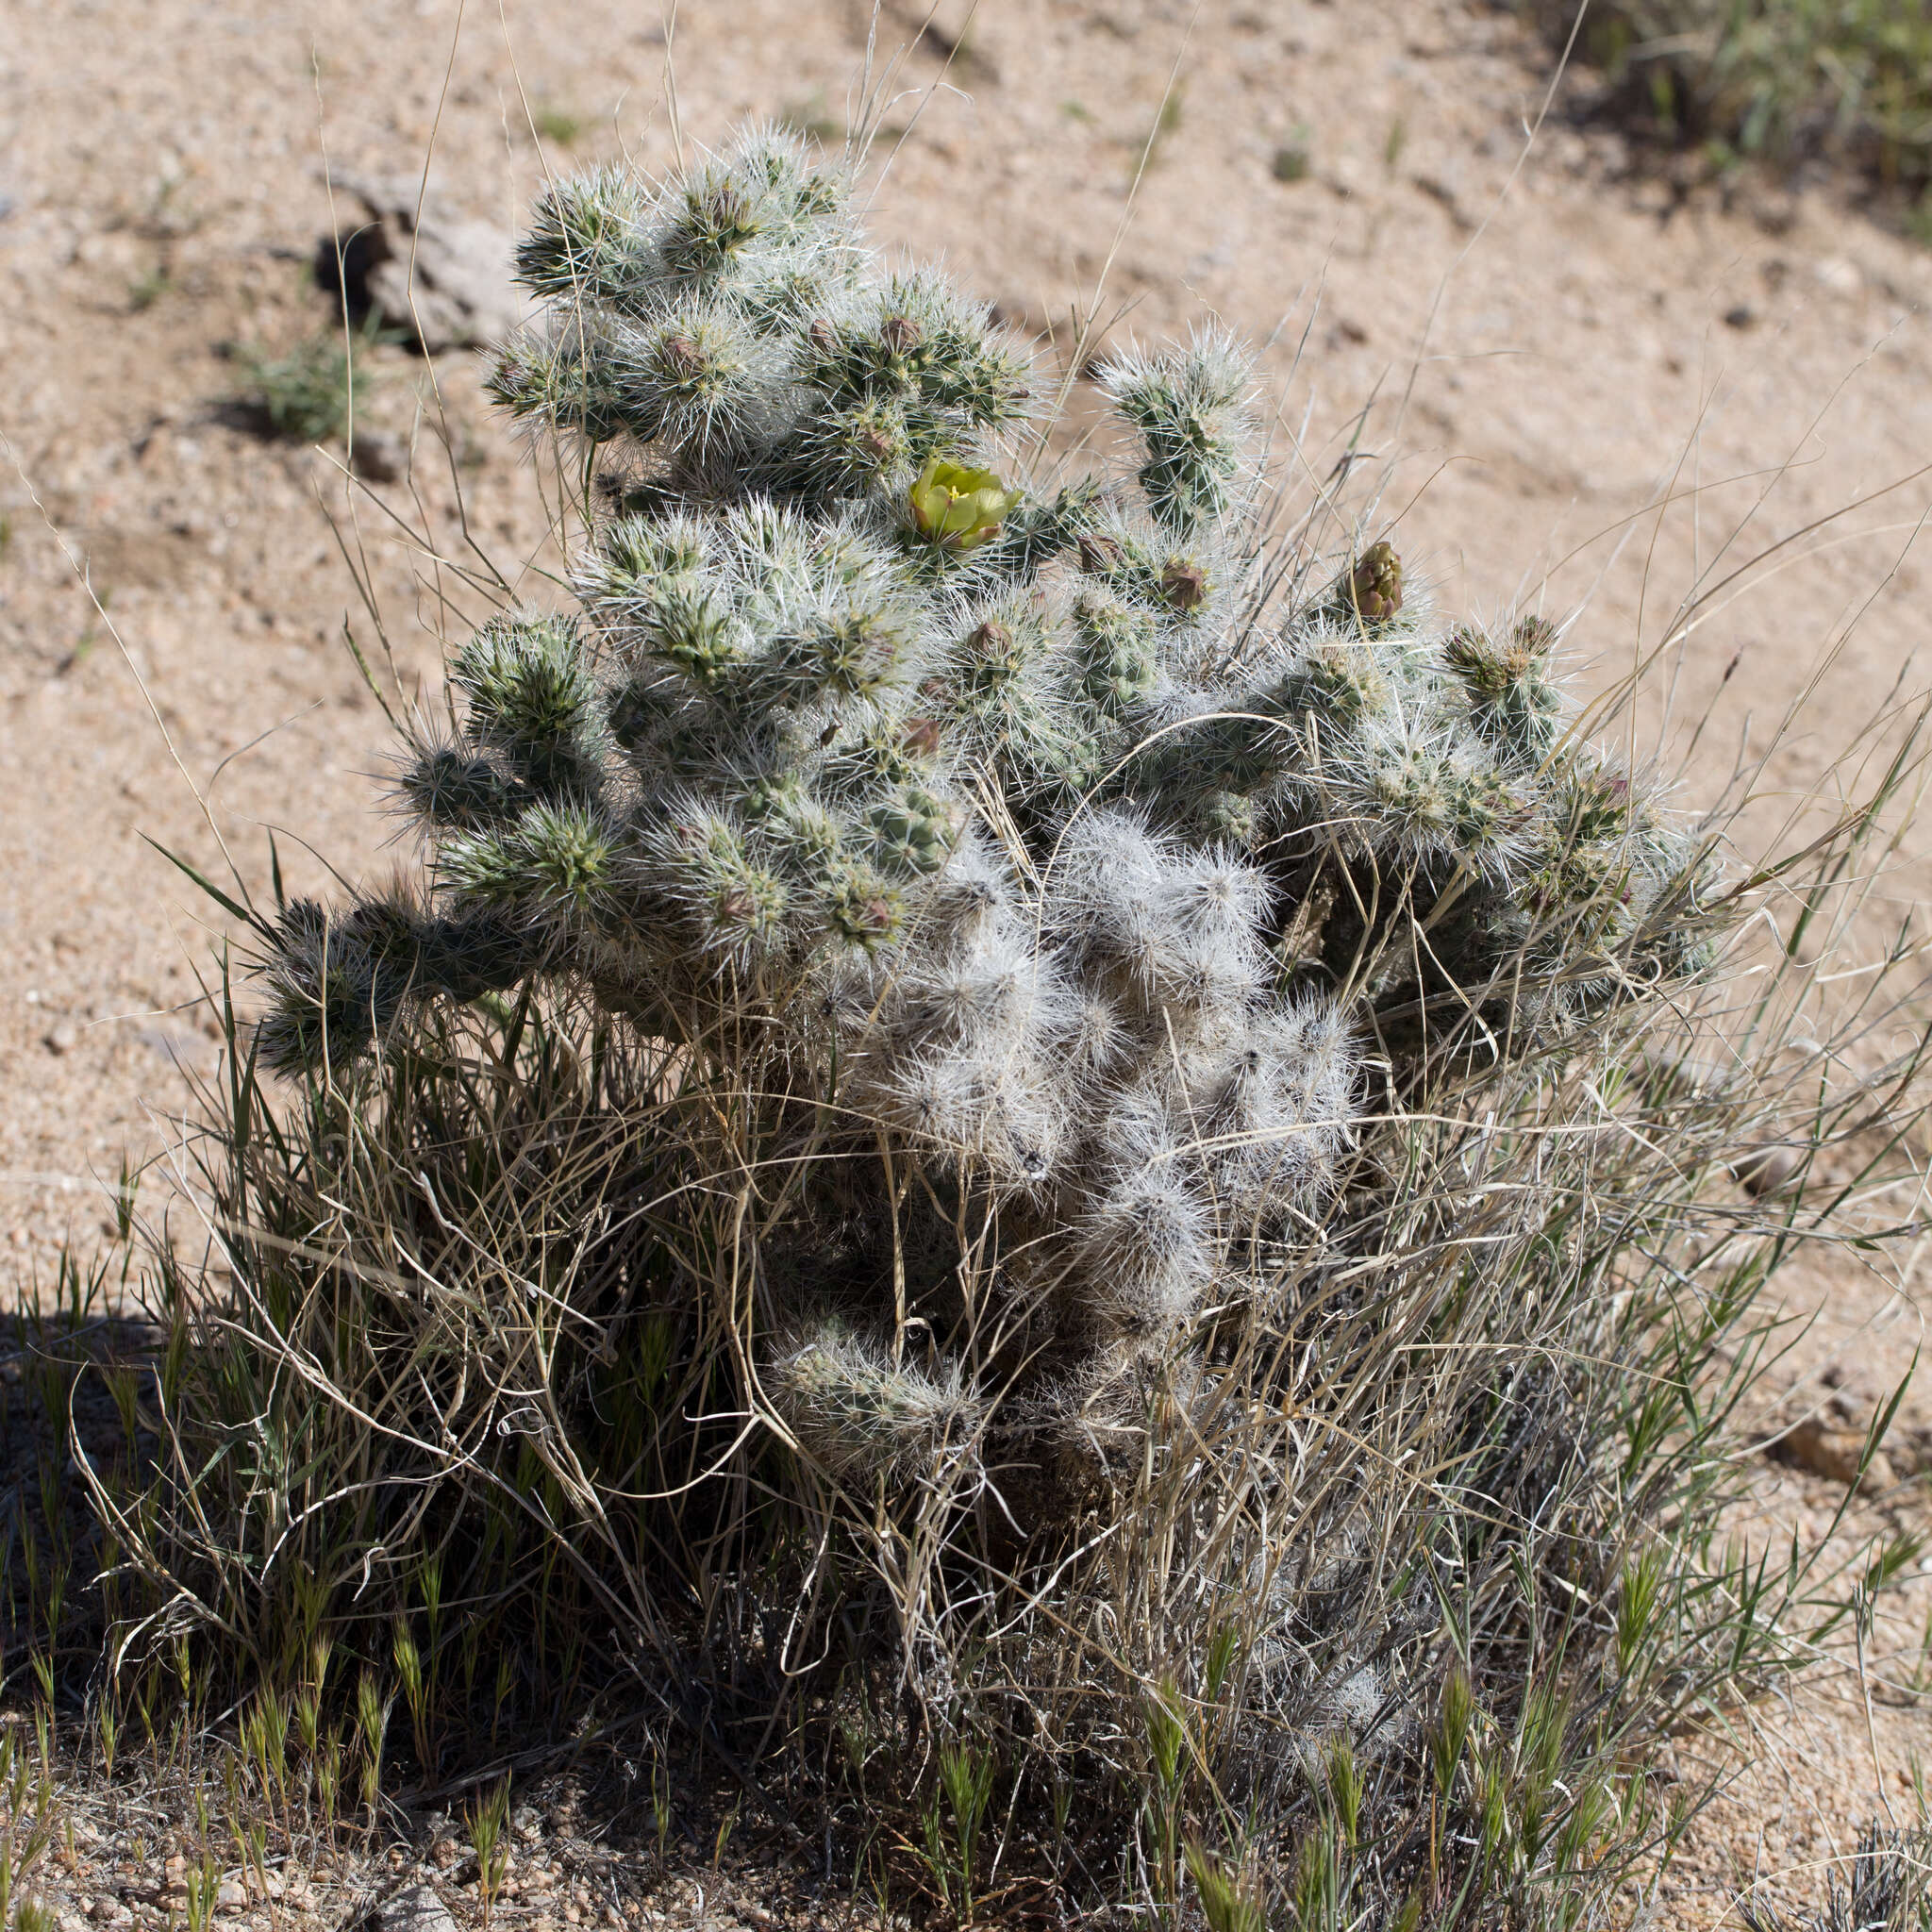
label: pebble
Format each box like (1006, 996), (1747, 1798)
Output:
(351, 430), (406, 484)
(378, 1884), (459, 1932)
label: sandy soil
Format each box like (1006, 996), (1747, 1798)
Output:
(4, 0), (1931, 1921)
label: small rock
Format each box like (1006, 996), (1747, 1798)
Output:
(1411, 169), (1474, 231)
(1722, 304), (1755, 329)
(351, 429), (407, 484)
(216, 1880), (246, 1909)
(1776, 1415), (1894, 1491)
(44, 1023), (78, 1055)
(379, 1886), (459, 1932)
(1815, 256), (1862, 296)
(1732, 1142), (1805, 1196)
(324, 172), (522, 353)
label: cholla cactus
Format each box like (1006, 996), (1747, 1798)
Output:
(257, 127), (1714, 1495)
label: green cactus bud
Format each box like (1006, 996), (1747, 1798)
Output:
(1563, 767), (1633, 843)
(613, 311), (763, 454)
(255, 899), (426, 1075)
(1446, 768), (1528, 859)
(868, 786), (963, 876)
(823, 860), (906, 948)
(769, 602), (912, 704)
(657, 812), (790, 960)
(908, 457), (1024, 552)
(1443, 622), (1562, 762)
(1275, 645), (1391, 730)
(1366, 747), (1454, 844)
(1198, 789), (1259, 846)
(806, 397), (920, 494)
(587, 516), (708, 607)
(736, 261), (845, 336)
(1102, 327), (1255, 533)
(486, 336), (629, 444)
(644, 581), (741, 689)
(415, 908), (537, 1002)
(749, 781), (847, 878)
(659, 173), (766, 281)
(768, 1325), (980, 1478)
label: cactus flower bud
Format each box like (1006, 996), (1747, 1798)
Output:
(879, 314), (924, 356)
(909, 457), (1023, 551)
(901, 715), (943, 759)
(1159, 556), (1209, 612)
(1342, 541), (1404, 624)
(1077, 531), (1126, 575)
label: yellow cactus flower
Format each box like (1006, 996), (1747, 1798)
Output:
(908, 456), (1023, 552)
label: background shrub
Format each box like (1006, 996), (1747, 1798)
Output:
(1525, 0), (1932, 201)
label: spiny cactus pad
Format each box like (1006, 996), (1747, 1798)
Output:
(259, 126), (1713, 1490)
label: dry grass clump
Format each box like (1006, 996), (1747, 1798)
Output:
(27, 124), (1932, 1927)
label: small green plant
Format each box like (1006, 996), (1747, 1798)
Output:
(923, 1739), (995, 1922)
(779, 90), (843, 144)
(469, 1778), (511, 1924)
(1185, 1839), (1264, 1932)
(1138, 86), (1187, 173)
(0, 1726), (56, 1922)
(534, 103), (583, 146)
(1142, 1683), (1189, 1908)
(1271, 129), (1312, 181)
(650, 1750), (675, 1868)
(181, 1853), (222, 1932)
(1522, 0), (1932, 208)
(711, 1798), (739, 1872)
(231, 318), (383, 444)
(127, 263), (173, 311)
(355, 1671), (390, 1821)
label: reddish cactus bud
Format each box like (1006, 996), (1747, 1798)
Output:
(1077, 532), (1125, 575)
(1340, 541), (1404, 625)
(901, 715), (943, 759)
(1159, 557), (1209, 612)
